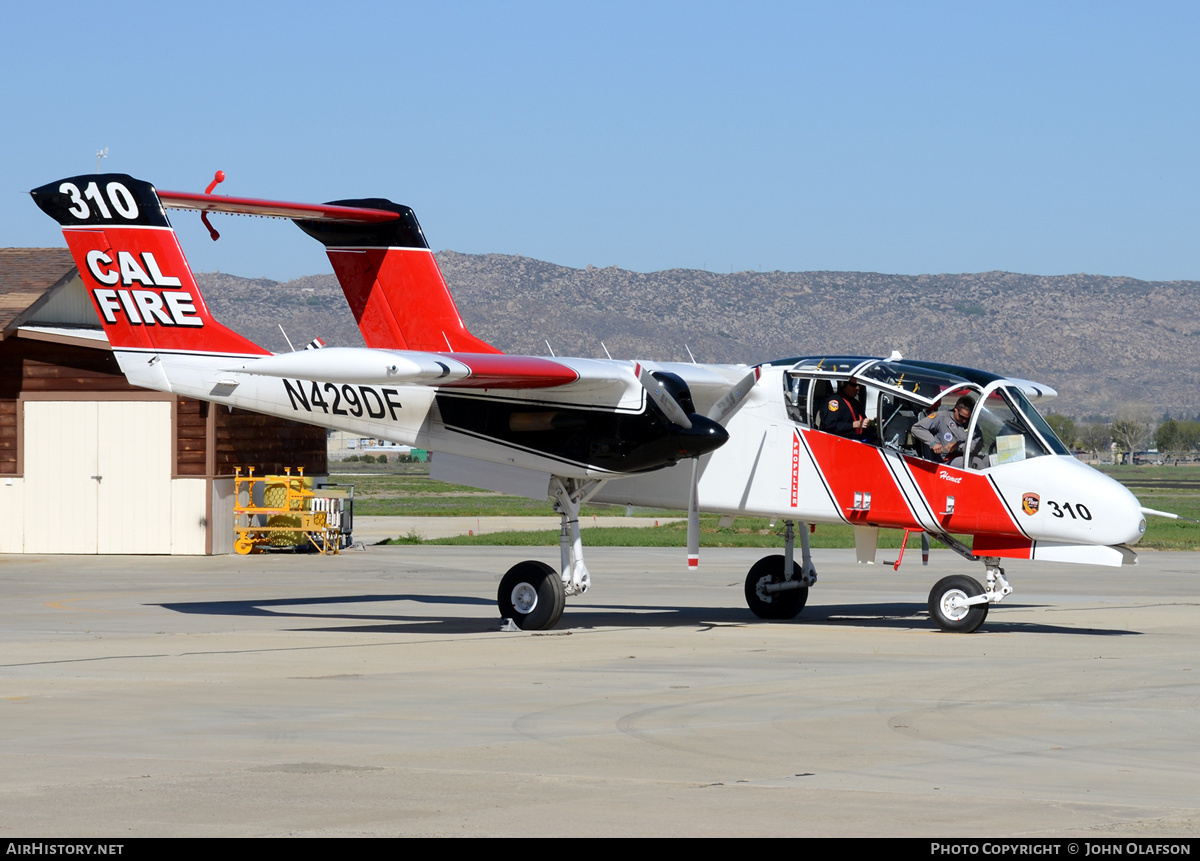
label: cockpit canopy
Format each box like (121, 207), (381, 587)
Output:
(775, 355), (1069, 470)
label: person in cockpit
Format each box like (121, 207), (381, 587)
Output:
(817, 378), (875, 441)
(912, 395), (979, 467)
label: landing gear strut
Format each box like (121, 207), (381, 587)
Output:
(497, 477), (605, 631)
(744, 520), (816, 620)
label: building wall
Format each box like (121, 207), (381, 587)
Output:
(0, 339), (326, 554)
(215, 408), (328, 477)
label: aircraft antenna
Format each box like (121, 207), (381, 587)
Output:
(278, 324), (297, 352)
(545, 340), (556, 357)
(685, 344), (697, 364)
(601, 342), (612, 360)
(95, 148), (108, 173)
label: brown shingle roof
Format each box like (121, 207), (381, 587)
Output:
(0, 248), (77, 338)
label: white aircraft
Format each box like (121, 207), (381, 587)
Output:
(32, 173), (1153, 633)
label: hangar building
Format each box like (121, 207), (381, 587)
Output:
(0, 248), (326, 554)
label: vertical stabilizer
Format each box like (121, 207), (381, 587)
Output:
(295, 201), (500, 354)
(30, 174), (269, 358)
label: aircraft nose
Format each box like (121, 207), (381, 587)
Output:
(1035, 458), (1147, 547)
(1107, 476), (1147, 546)
(1122, 500), (1148, 547)
(672, 414), (729, 459)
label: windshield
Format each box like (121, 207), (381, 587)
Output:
(974, 388), (1055, 467)
(1007, 387), (1070, 455)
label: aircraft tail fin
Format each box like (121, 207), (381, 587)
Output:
(30, 174), (269, 358)
(294, 201), (501, 354)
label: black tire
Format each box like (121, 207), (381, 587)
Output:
(744, 554), (808, 620)
(498, 560), (566, 630)
(928, 574), (989, 633)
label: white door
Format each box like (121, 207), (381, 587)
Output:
(24, 401), (172, 554)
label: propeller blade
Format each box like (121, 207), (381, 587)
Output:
(707, 366), (762, 423)
(635, 363), (693, 429)
(687, 457), (701, 569)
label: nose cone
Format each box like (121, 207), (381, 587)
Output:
(671, 414), (729, 459)
(994, 456), (1145, 546)
(1118, 490), (1148, 546)
(1061, 459), (1145, 545)
(1085, 463), (1146, 546)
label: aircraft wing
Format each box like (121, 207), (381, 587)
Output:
(224, 347), (581, 389)
(225, 349), (757, 411)
(1004, 378), (1057, 402)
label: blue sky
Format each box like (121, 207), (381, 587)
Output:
(3, 1), (1199, 282)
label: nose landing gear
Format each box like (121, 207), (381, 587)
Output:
(927, 559), (1012, 633)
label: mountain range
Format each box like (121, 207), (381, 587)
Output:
(197, 253), (1200, 420)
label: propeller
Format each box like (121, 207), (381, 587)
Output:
(635, 363), (693, 429)
(635, 364), (761, 569)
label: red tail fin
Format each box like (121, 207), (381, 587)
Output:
(30, 175), (268, 357)
(295, 200), (500, 354)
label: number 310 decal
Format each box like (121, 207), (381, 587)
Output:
(1046, 500), (1092, 520)
(58, 181), (139, 220)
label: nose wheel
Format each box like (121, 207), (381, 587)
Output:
(928, 574), (989, 633)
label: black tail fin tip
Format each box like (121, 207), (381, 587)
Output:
(295, 199), (429, 249)
(31, 175), (170, 229)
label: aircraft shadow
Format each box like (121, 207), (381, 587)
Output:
(156, 594), (1139, 636)
(798, 602), (1138, 636)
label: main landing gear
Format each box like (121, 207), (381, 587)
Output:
(497, 477), (604, 631)
(744, 520), (816, 620)
(498, 561), (565, 630)
(926, 557), (1013, 633)
(738, 524), (1016, 634)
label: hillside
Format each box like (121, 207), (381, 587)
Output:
(197, 255), (1200, 419)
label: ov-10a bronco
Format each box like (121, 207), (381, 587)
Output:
(32, 172), (1151, 632)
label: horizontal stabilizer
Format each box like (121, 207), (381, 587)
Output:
(158, 190), (400, 224)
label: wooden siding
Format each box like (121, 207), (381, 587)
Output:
(0, 400), (16, 474)
(2, 338), (138, 394)
(176, 397), (208, 476)
(214, 408), (327, 476)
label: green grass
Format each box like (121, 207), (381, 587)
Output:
(341, 470), (676, 518)
(387, 515), (933, 550)
(1126, 488), (1200, 550)
(1093, 464), (1200, 550)
(359, 464), (1200, 551)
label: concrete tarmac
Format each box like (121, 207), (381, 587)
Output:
(0, 546), (1196, 837)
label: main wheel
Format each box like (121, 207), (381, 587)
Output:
(498, 560), (566, 630)
(928, 574), (989, 633)
(744, 554), (808, 620)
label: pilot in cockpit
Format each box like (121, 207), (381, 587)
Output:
(912, 395), (981, 468)
(817, 378), (876, 442)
